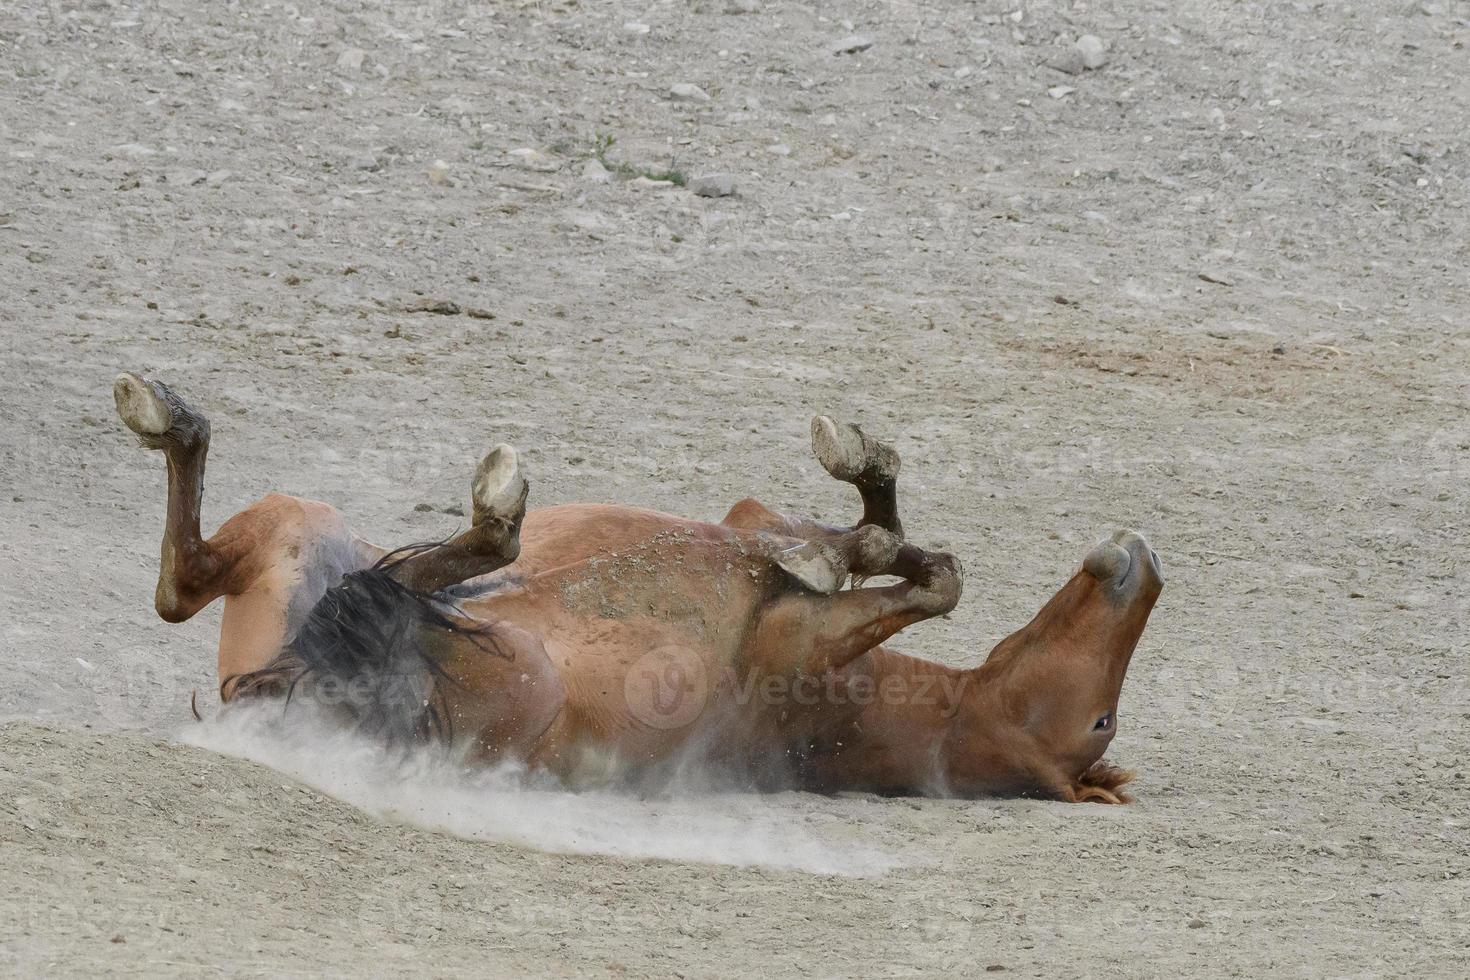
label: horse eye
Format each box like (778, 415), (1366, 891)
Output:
(1094, 713), (1113, 732)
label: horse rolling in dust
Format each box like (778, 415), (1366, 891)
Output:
(114, 372), (1163, 803)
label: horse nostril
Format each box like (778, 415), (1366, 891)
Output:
(1082, 540), (1132, 582)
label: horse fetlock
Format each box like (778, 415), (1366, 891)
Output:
(114, 372), (210, 453)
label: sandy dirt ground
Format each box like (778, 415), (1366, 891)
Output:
(2, 0), (1468, 975)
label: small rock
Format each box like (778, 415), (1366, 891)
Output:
(1198, 270), (1235, 287)
(1076, 34), (1108, 69)
(466, 308), (496, 320)
(767, 143), (791, 156)
(725, 0), (761, 12)
(581, 158), (613, 183)
(441, 504), (465, 517)
(337, 47), (366, 72)
(831, 35), (874, 55)
(690, 173), (735, 197)
(622, 21), (650, 35)
(508, 147), (558, 172)
(1271, 343), (1286, 355)
(351, 153), (380, 172)
(414, 503), (435, 513)
(1048, 85), (1076, 100)
(1047, 49), (1086, 75)
(669, 82), (711, 103)
(426, 159), (452, 186)
(954, 65), (974, 80)
(1186, 918), (1207, 929)
(414, 299), (461, 315)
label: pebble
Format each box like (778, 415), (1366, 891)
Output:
(831, 35), (874, 55)
(1047, 49), (1086, 75)
(1048, 85), (1076, 100)
(336, 47), (366, 72)
(581, 158), (613, 183)
(351, 153), (380, 172)
(767, 143), (791, 156)
(669, 82), (711, 102)
(690, 173), (735, 197)
(954, 65), (974, 80)
(622, 21), (650, 35)
(1076, 34), (1108, 69)
(426, 160), (452, 186)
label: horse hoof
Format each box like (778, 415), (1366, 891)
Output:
(811, 416), (900, 484)
(775, 540), (845, 595)
(113, 372), (209, 451)
(472, 444), (528, 525)
(114, 372), (172, 437)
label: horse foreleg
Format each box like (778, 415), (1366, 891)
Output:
(722, 415), (903, 543)
(752, 535), (963, 678)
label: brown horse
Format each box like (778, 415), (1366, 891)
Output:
(114, 373), (1163, 803)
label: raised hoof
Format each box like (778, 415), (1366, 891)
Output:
(113, 372), (209, 451)
(472, 444), (528, 526)
(811, 416), (900, 485)
(775, 540), (845, 596)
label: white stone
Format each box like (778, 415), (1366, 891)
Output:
(1076, 34), (1108, 69)
(669, 83), (712, 103)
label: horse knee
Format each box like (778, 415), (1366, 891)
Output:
(920, 552), (963, 614)
(848, 524), (902, 576)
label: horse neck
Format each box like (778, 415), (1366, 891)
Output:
(851, 648), (1035, 795)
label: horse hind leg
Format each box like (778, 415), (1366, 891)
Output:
(114, 372), (226, 622)
(117, 372), (381, 688)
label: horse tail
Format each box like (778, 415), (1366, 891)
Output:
(221, 546), (505, 744)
